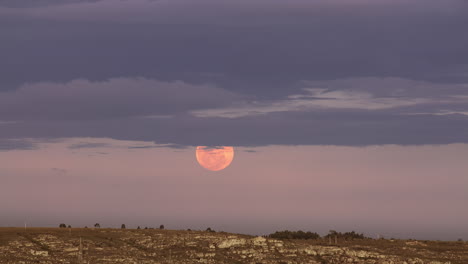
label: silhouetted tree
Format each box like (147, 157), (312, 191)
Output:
(121, 224), (126, 229)
(206, 227), (215, 232)
(160, 225), (165, 230)
(137, 226), (141, 230)
(68, 225), (71, 228)
(94, 223), (101, 228)
(59, 223), (66, 228)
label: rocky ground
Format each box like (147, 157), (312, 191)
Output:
(0, 228), (466, 264)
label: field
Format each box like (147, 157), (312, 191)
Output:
(0, 227), (466, 264)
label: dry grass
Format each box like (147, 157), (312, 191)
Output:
(0, 227), (466, 264)
(292, 238), (468, 264)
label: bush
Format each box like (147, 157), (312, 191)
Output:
(121, 224), (126, 229)
(59, 223), (67, 228)
(94, 223), (101, 228)
(324, 230), (369, 240)
(160, 225), (165, 230)
(269, 230), (320, 240)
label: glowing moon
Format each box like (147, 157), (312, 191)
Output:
(196, 146), (234, 171)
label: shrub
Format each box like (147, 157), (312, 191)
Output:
(324, 230), (369, 240)
(269, 230), (320, 240)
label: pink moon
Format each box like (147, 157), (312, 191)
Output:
(196, 146), (234, 171)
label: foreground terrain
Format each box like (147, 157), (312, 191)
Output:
(0, 228), (466, 264)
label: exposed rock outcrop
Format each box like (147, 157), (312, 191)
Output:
(0, 228), (465, 264)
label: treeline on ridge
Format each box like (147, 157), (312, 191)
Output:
(268, 230), (369, 240)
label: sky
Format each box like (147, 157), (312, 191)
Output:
(0, 0), (467, 240)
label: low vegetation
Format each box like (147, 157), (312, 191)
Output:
(269, 230), (321, 240)
(0, 227), (465, 264)
(268, 230), (368, 241)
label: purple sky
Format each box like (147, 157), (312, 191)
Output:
(1, 0), (468, 240)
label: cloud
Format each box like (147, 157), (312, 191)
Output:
(66, 138), (188, 150)
(50, 167), (68, 175)
(192, 78), (468, 118)
(0, 139), (37, 151)
(0, 0), (103, 8)
(1, 77), (468, 147)
(1, 0), (465, 23)
(1, 0), (467, 98)
(1, 1), (468, 147)
(68, 142), (112, 149)
(0, 78), (237, 121)
(1, 108), (468, 147)
(127, 143), (188, 149)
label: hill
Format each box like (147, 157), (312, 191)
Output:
(0, 227), (466, 263)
